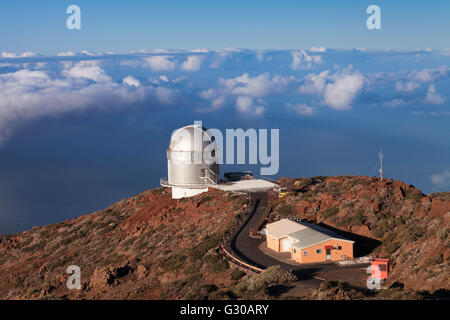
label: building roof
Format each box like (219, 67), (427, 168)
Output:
(266, 218), (354, 249)
(169, 124), (214, 152)
(215, 179), (278, 193)
(265, 219), (307, 239)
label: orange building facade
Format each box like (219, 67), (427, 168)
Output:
(290, 238), (353, 263)
(265, 219), (354, 264)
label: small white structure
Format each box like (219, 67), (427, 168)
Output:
(161, 124), (219, 199)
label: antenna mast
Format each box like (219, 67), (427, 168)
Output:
(378, 150), (384, 182)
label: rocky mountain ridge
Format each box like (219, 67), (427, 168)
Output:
(0, 176), (448, 299)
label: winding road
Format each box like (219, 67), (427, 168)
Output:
(224, 191), (368, 286)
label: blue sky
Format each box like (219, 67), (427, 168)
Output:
(1, 1), (449, 53)
(0, 1), (449, 234)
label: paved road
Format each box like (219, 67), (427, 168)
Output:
(226, 191), (368, 284)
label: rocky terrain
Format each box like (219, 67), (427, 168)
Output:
(274, 176), (449, 295)
(0, 188), (251, 299)
(0, 176), (448, 300)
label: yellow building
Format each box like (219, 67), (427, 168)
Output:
(265, 219), (354, 263)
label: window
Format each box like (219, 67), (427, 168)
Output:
(337, 245), (342, 250)
(379, 264), (387, 271)
(303, 251), (308, 256)
(293, 249), (296, 254)
(316, 249), (322, 254)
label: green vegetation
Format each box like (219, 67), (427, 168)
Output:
(320, 280), (351, 292)
(422, 255), (444, 268)
(235, 266), (297, 294)
(205, 254), (229, 274)
(384, 241), (400, 255)
(376, 287), (423, 300)
(437, 228), (448, 241)
(188, 234), (221, 261)
(275, 203), (294, 217)
(161, 254), (187, 272)
(232, 198), (247, 211)
(405, 189), (423, 202)
(352, 209), (366, 225)
(321, 207), (339, 220)
(184, 284), (219, 300)
(231, 269), (246, 281)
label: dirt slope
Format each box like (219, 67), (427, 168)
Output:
(0, 176), (448, 299)
(274, 176), (449, 293)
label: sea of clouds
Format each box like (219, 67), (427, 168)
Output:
(1, 48), (449, 187)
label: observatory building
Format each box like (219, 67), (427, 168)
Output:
(160, 124), (220, 199)
(161, 123), (279, 199)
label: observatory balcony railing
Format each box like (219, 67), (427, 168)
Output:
(200, 168), (219, 185)
(160, 177), (216, 188)
(160, 178), (170, 187)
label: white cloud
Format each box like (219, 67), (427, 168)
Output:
(132, 48), (168, 54)
(1, 51), (36, 58)
(384, 98), (411, 107)
(122, 75), (141, 87)
(298, 68), (364, 110)
(0, 69), (151, 145)
(57, 51), (76, 57)
(290, 50), (322, 70)
(324, 71), (364, 110)
(235, 96), (252, 112)
(0, 64), (184, 145)
(199, 89), (216, 100)
(20, 52), (36, 58)
(287, 103), (316, 116)
(425, 84), (445, 104)
(219, 73), (293, 98)
(1, 52), (17, 58)
(408, 66), (448, 83)
(143, 56), (176, 71)
(159, 75), (169, 82)
(181, 55), (203, 71)
(395, 81), (419, 92)
(210, 95), (226, 110)
(431, 170), (450, 187)
(80, 50), (97, 57)
(235, 96), (264, 115)
(209, 51), (232, 69)
(299, 70), (330, 94)
(309, 46), (326, 52)
(62, 61), (111, 82)
(35, 62), (48, 69)
(255, 50), (272, 62)
(190, 48), (209, 53)
(198, 89), (226, 113)
(256, 51), (265, 62)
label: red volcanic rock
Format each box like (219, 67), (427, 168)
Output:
(0, 176), (448, 299)
(429, 198), (450, 218)
(0, 187), (248, 300)
(90, 266), (115, 289)
(295, 200), (310, 216)
(273, 176), (449, 293)
(351, 224), (371, 237)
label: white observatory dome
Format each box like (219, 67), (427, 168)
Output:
(169, 124), (213, 152)
(165, 124), (219, 192)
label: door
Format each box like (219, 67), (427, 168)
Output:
(326, 249), (331, 261)
(281, 238), (290, 252)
